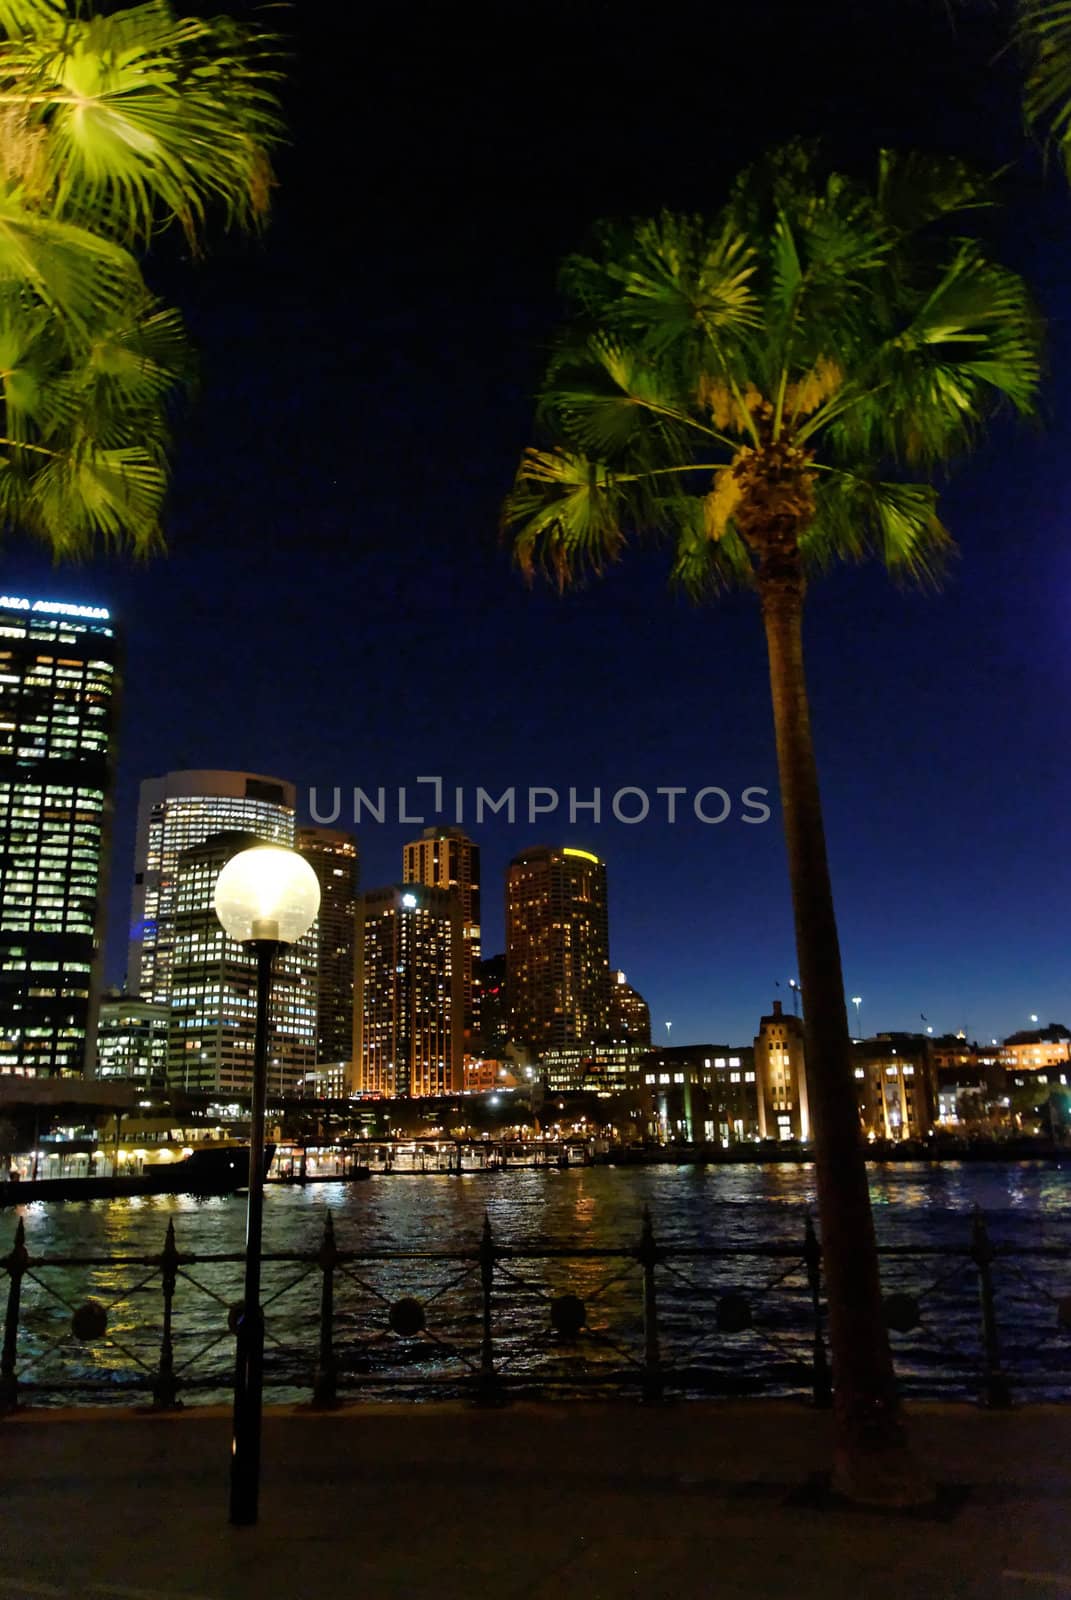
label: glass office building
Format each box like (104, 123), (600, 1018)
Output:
(0, 593), (120, 1076)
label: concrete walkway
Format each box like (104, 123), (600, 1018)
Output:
(1, 1403), (1069, 1600)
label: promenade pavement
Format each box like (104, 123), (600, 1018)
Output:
(1, 1402), (1069, 1600)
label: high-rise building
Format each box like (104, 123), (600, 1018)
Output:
(403, 827), (480, 1037)
(297, 825), (359, 1067)
(474, 952), (509, 1056)
(505, 845), (611, 1053)
(0, 593), (120, 1076)
(754, 999), (809, 1141)
(128, 770), (295, 1005)
(609, 970), (651, 1043)
(354, 884), (463, 1098)
(96, 991), (169, 1089)
(167, 831), (317, 1096)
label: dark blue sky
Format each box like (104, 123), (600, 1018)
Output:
(4, 0), (1069, 1045)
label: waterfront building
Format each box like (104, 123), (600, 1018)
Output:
(354, 884), (463, 1098)
(297, 825), (359, 1065)
(755, 999), (809, 1140)
(505, 845), (611, 1053)
(641, 1044), (759, 1143)
(0, 593), (120, 1076)
(128, 770), (295, 1006)
(609, 970), (651, 1043)
(853, 1033), (936, 1140)
(167, 831), (317, 1096)
(541, 1038), (652, 1095)
(403, 827), (480, 1037)
(95, 991), (169, 1089)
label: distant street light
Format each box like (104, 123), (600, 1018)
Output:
(213, 843), (320, 1528)
(851, 996), (863, 1039)
(1031, 1013), (1039, 1025)
(788, 978), (800, 1018)
(665, 1021), (672, 1041)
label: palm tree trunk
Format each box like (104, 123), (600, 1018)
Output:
(760, 571), (931, 1506)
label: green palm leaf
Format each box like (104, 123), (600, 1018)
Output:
(1021, 0), (1071, 179)
(0, 0), (283, 247)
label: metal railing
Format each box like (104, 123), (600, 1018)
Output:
(1, 1209), (1068, 1412)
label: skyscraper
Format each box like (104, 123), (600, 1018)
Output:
(167, 831), (317, 1096)
(402, 826), (480, 1037)
(505, 845), (611, 1054)
(0, 593), (120, 1076)
(128, 770), (295, 1004)
(297, 824), (359, 1066)
(354, 884), (463, 1098)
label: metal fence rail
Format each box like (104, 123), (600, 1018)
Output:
(1, 1208), (1068, 1412)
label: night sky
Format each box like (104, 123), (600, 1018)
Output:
(4, 0), (1069, 1046)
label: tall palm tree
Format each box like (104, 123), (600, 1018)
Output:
(503, 146), (1041, 1504)
(0, 0), (282, 554)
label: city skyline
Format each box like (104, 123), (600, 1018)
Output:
(2, 0), (1069, 1053)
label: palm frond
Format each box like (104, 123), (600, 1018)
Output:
(805, 472), (954, 585)
(1021, 0), (1071, 179)
(502, 446), (629, 587)
(0, 0), (284, 247)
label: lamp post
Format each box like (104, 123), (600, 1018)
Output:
(213, 843), (320, 1528)
(851, 995), (862, 1041)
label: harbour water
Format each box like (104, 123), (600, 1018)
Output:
(7, 1161), (1071, 1404)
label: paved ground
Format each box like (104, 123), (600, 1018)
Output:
(1, 1402), (1070, 1600)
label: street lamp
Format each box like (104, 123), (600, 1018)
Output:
(851, 996), (863, 1040)
(213, 843), (320, 1528)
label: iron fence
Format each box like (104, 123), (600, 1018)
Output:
(1, 1208), (1069, 1412)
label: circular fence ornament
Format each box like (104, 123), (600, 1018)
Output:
(883, 1293), (921, 1334)
(550, 1294), (586, 1338)
(716, 1293), (752, 1334)
(71, 1299), (108, 1342)
(1057, 1296), (1071, 1332)
(389, 1297), (426, 1337)
(228, 1301), (245, 1336)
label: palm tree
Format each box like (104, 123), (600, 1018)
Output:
(503, 146), (1041, 1504)
(0, 0), (282, 554)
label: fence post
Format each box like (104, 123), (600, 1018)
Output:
(313, 1211), (339, 1408)
(0, 1218), (28, 1414)
(152, 1219), (182, 1411)
(803, 1213), (832, 1409)
(474, 1212), (502, 1406)
(970, 1210), (1010, 1408)
(639, 1207), (663, 1405)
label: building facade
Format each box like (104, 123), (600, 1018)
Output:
(403, 827), (480, 1038)
(541, 1038), (652, 1095)
(297, 824), (359, 1066)
(641, 1044), (759, 1143)
(609, 970), (651, 1043)
(1000, 1027), (1071, 1072)
(95, 991), (169, 1089)
(128, 770), (295, 1006)
(853, 1034), (937, 1140)
(167, 831), (317, 1096)
(0, 593), (120, 1076)
(505, 845), (611, 1053)
(354, 884), (463, 1098)
(474, 953), (509, 1056)
(754, 999), (809, 1140)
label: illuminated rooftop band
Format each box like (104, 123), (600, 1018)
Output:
(0, 595), (111, 620)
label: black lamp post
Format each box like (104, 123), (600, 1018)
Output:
(213, 843), (320, 1528)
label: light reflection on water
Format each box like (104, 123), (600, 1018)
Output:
(6, 1163), (1071, 1405)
